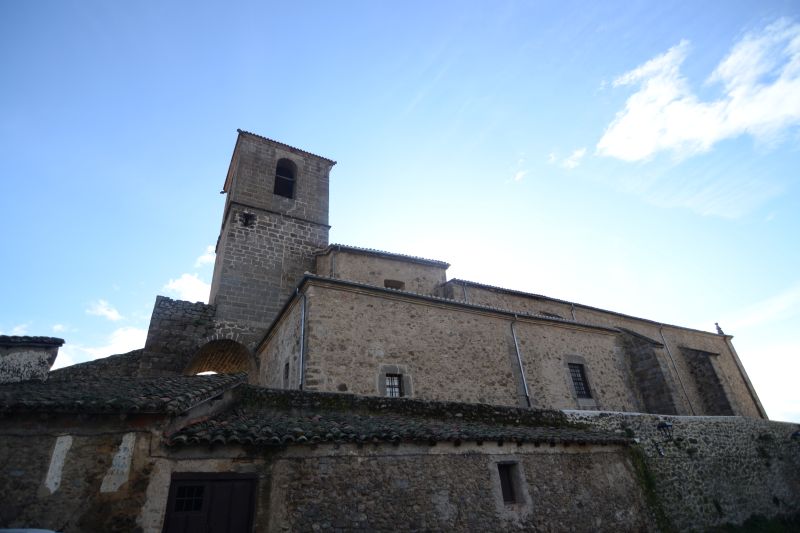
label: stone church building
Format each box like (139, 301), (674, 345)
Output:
(0, 130), (798, 532)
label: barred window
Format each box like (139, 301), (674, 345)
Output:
(174, 484), (205, 512)
(568, 363), (592, 399)
(385, 373), (403, 397)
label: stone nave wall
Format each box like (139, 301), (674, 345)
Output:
(444, 280), (765, 419)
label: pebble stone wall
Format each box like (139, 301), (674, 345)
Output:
(265, 443), (653, 532)
(567, 411), (800, 531)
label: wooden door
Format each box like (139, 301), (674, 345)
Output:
(163, 473), (256, 533)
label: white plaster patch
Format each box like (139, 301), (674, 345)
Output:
(44, 435), (73, 494)
(100, 432), (136, 493)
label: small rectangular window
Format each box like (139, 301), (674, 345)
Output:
(568, 363), (592, 399)
(385, 373), (404, 397)
(497, 463), (517, 503)
(174, 484), (205, 512)
(384, 279), (405, 290)
(283, 362), (290, 386)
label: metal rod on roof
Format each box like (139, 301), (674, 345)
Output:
(298, 288), (307, 391)
(659, 324), (695, 415)
(511, 315), (532, 408)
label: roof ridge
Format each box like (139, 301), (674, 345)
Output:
(236, 129), (336, 165)
(449, 278), (719, 336)
(316, 243), (450, 268)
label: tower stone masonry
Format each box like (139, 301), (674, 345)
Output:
(209, 130), (336, 339)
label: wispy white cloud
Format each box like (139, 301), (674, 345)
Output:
(562, 148), (587, 169)
(597, 19), (800, 162)
(637, 166), (782, 219)
(52, 324), (67, 333)
(508, 155), (529, 183)
(163, 273), (210, 303)
(51, 326), (147, 370)
(194, 245), (216, 268)
(547, 152), (557, 164)
(86, 299), (123, 321)
(721, 282), (800, 332)
(82, 326), (146, 359)
(0, 323), (32, 335)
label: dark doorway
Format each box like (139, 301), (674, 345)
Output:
(163, 473), (257, 533)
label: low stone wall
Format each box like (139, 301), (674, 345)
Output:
(266, 443), (652, 532)
(49, 349), (144, 381)
(4, 396), (797, 532)
(139, 297), (261, 377)
(567, 410), (800, 531)
(0, 422), (154, 532)
(143, 296), (217, 364)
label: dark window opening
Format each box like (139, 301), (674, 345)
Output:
(497, 463), (518, 503)
(240, 212), (256, 227)
(283, 362), (290, 385)
(385, 373), (403, 397)
(384, 279), (405, 290)
(274, 159), (296, 199)
(569, 363), (592, 399)
(174, 485), (205, 513)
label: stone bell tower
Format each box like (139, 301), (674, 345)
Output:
(209, 130), (335, 338)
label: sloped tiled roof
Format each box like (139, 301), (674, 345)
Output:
(448, 278), (721, 337)
(48, 349), (145, 381)
(0, 335), (64, 347)
(168, 386), (629, 448)
(236, 129), (337, 164)
(315, 244), (451, 268)
(0, 373), (246, 415)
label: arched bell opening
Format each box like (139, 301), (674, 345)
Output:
(184, 339), (253, 377)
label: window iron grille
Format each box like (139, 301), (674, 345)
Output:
(174, 484), (205, 512)
(385, 373), (403, 397)
(568, 363), (592, 399)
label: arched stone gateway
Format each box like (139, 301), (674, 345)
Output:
(184, 339), (253, 377)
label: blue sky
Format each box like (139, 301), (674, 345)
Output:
(2, 1), (799, 421)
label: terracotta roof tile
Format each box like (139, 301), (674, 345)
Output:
(315, 244), (450, 268)
(237, 129), (336, 164)
(0, 335), (64, 347)
(168, 387), (629, 448)
(0, 373), (246, 415)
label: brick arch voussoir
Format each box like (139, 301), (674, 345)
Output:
(183, 338), (256, 378)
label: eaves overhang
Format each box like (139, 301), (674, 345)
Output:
(314, 244), (450, 269)
(448, 278), (727, 339)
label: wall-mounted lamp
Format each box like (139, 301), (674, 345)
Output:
(657, 421), (674, 442)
